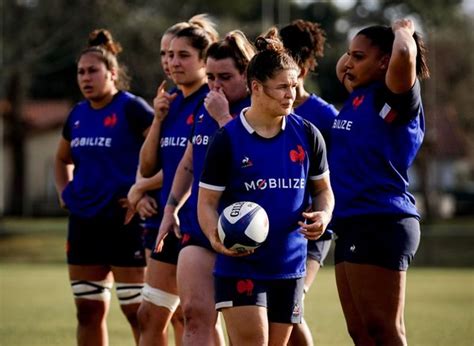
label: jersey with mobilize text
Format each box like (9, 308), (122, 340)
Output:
(329, 80), (424, 220)
(185, 96), (251, 245)
(200, 111), (329, 279)
(62, 91), (154, 218)
(159, 84), (209, 231)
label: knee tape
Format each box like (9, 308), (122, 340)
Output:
(71, 280), (113, 301)
(142, 283), (180, 312)
(115, 282), (145, 305)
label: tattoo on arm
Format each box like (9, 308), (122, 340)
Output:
(183, 165), (194, 175)
(167, 194), (179, 207)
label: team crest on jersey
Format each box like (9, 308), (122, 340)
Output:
(236, 279), (254, 296)
(241, 156), (253, 168)
(352, 95), (365, 109)
(186, 113), (194, 125)
(104, 113), (118, 127)
(289, 145), (305, 164)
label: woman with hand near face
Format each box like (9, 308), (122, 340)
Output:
(124, 15), (213, 346)
(136, 15), (218, 346)
(155, 30), (255, 346)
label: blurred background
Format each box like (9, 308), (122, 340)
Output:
(1, 0), (473, 221)
(0, 1), (473, 345)
(0, 0), (473, 262)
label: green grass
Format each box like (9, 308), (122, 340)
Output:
(0, 263), (138, 346)
(1, 217), (473, 345)
(1, 264), (473, 345)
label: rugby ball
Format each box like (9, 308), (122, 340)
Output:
(218, 201), (269, 252)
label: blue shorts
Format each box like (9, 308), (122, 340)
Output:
(67, 211), (146, 267)
(149, 232), (181, 265)
(180, 231), (214, 252)
(333, 215), (420, 271)
(215, 276), (305, 324)
(141, 214), (162, 250)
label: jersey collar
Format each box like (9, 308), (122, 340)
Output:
(239, 107), (287, 134)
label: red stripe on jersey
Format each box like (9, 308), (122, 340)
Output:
(379, 103), (397, 123)
(384, 109), (397, 123)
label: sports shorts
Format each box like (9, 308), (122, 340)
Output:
(141, 213), (162, 250)
(333, 214), (420, 271)
(179, 231), (214, 252)
(145, 212), (193, 264)
(67, 210), (146, 267)
(215, 276), (305, 324)
(149, 231), (181, 265)
(307, 230), (333, 265)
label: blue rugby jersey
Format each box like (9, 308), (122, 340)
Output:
(328, 80), (424, 220)
(294, 93), (338, 145)
(200, 111), (329, 279)
(62, 91), (154, 218)
(140, 86), (179, 232)
(294, 94), (337, 242)
(186, 96), (251, 245)
(159, 84), (209, 231)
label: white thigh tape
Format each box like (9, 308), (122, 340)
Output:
(71, 280), (113, 301)
(115, 282), (145, 305)
(142, 283), (180, 312)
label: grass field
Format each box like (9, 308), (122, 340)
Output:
(1, 217), (473, 345)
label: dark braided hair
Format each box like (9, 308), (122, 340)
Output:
(358, 25), (430, 80)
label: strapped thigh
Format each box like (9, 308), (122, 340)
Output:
(71, 280), (113, 301)
(115, 282), (145, 305)
(142, 283), (180, 312)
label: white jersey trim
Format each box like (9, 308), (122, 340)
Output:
(215, 301), (233, 310)
(199, 182), (226, 192)
(239, 108), (286, 134)
(379, 103), (391, 119)
(309, 170), (330, 181)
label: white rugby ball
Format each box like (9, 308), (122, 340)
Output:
(218, 201), (269, 252)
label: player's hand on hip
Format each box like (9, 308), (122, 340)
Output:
(154, 210), (181, 253)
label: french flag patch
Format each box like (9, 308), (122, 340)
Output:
(379, 103), (397, 123)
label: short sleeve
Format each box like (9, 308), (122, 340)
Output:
(62, 119), (71, 141)
(124, 96), (154, 136)
(189, 103), (206, 141)
(61, 106), (78, 141)
(303, 119), (329, 180)
(199, 127), (232, 191)
(382, 79), (422, 124)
